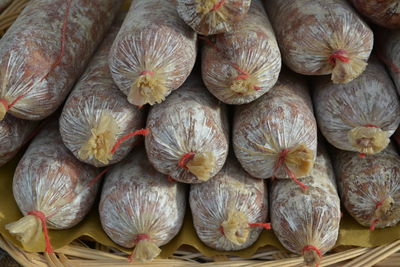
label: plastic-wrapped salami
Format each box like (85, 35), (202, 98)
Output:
(233, 71), (317, 189)
(201, 0), (281, 105)
(0, 114), (37, 167)
(334, 143), (400, 230)
(99, 147), (186, 262)
(271, 144), (341, 267)
(0, 0), (120, 121)
(109, 0), (197, 107)
(176, 0), (251, 36)
(190, 156), (268, 251)
(60, 17), (146, 168)
(265, 0), (374, 84)
(5, 122), (101, 253)
(145, 74), (229, 184)
(312, 57), (400, 156)
(349, 0), (400, 29)
(378, 29), (400, 93)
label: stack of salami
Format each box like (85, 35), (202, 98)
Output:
(1, 0), (400, 266)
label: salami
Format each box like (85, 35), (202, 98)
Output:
(349, 0), (400, 29)
(176, 0), (251, 36)
(5, 122), (101, 253)
(334, 143), (400, 230)
(145, 74), (229, 184)
(99, 147), (186, 262)
(201, 0), (281, 105)
(0, 114), (37, 167)
(109, 0), (197, 107)
(271, 144), (341, 267)
(378, 29), (400, 94)
(312, 57), (400, 156)
(0, 0), (120, 121)
(60, 18), (146, 168)
(190, 156), (268, 251)
(265, 0), (374, 84)
(233, 71), (317, 188)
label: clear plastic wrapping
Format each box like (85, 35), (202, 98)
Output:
(109, 0), (197, 107)
(271, 144), (341, 267)
(145, 74), (229, 184)
(201, 0), (281, 105)
(312, 57), (400, 155)
(334, 143), (400, 230)
(60, 18), (146, 168)
(265, 0), (374, 84)
(99, 146), (187, 262)
(190, 155), (268, 251)
(0, 0), (120, 121)
(176, 0), (251, 36)
(233, 71), (317, 184)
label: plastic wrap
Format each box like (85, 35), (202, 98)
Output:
(176, 0), (251, 36)
(190, 155), (268, 251)
(109, 0), (197, 107)
(349, 0), (400, 29)
(0, 0), (120, 121)
(271, 144), (341, 267)
(379, 29), (400, 94)
(0, 114), (37, 167)
(145, 74), (229, 184)
(5, 121), (101, 253)
(59, 17), (146, 168)
(265, 0), (374, 84)
(201, 0), (281, 105)
(99, 146), (187, 262)
(312, 57), (400, 156)
(233, 71), (317, 187)
(334, 143), (400, 230)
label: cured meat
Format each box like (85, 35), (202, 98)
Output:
(145, 74), (229, 184)
(190, 156), (268, 251)
(60, 17), (146, 168)
(176, 0), (251, 35)
(5, 122), (101, 253)
(109, 0), (197, 107)
(201, 0), (281, 105)
(334, 143), (400, 230)
(349, 0), (400, 29)
(271, 144), (341, 267)
(312, 57), (400, 156)
(99, 147), (186, 262)
(0, 114), (37, 167)
(233, 71), (317, 188)
(0, 0), (120, 121)
(378, 29), (400, 94)
(265, 0), (374, 84)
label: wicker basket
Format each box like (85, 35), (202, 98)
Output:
(1, 1), (400, 266)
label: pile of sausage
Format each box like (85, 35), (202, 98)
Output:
(1, 0), (400, 265)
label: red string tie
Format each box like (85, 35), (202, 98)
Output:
(139, 70), (154, 76)
(273, 149), (308, 191)
(27, 210), (53, 254)
(167, 176), (176, 183)
(111, 128), (149, 154)
(128, 234), (151, 262)
(328, 50), (350, 66)
(178, 152), (195, 169)
(302, 245), (322, 267)
(211, 0), (225, 11)
(248, 222), (272, 230)
(0, 95), (26, 113)
(370, 219), (379, 230)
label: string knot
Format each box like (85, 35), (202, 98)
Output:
(178, 152), (196, 169)
(328, 50), (350, 65)
(27, 210), (53, 254)
(302, 245), (322, 267)
(273, 149), (308, 191)
(211, 0), (225, 11)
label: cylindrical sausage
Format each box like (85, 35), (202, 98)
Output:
(201, 0), (281, 105)
(109, 0), (197, 107)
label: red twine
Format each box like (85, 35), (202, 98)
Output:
(139, 70), (154, 76)
(110, 128), (149, 154)
(273, 149), (308, 191)
(27, 210), (53, 254)
(167, 176), (176, 183)
(211, 0), (225, 11)
(128, 234), (151, 262)
(328, 50), (350, 66)
(178, 152), (195, 169)
(0, 95), (26, 114)
(370, 219), (379, 230)
(302, 245), (322, 267)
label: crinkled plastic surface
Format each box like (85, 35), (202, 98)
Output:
(190, 156), (267, 251)
(201, 0), (281, 105)
(99, 147), (187, 261)
(0, 0), (120, 120)
(312, 57), (400, 154)
(145, 74), (229, 184)
(233, 70), (317, 180)
(176, 0), (251, 36)
(334, 143), (400, 230)
(109, 0), (197, 107)
(271, 144), (341, 266)
(265, 0), (374, 84)
(60, 18), (146, 168)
